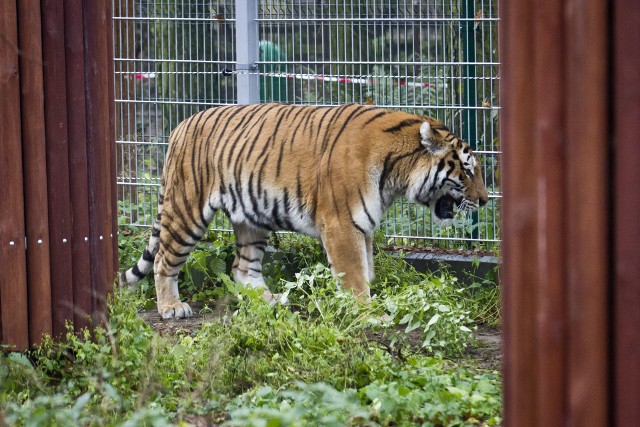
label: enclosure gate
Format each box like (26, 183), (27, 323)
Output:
(113, 0), (501, 252)
(0, 0), (117, 350)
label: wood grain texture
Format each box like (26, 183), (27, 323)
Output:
(18, 0), (54, 347)
(613, 0), (640, 423)
(0, 0), (29, 350)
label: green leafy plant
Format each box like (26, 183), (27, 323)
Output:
(181, 238), (235, 303)
(4, 230), (501, 426)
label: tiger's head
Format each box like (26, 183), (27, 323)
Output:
(405, 119), (489, 226)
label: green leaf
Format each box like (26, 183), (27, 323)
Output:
(209, 257), (227, 275)
(8, 353), (34, 370)
(399, 313), (413, 325)
(427, 313), (440, 328)
(405, 321), (421, 333)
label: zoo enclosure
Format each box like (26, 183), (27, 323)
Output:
(114, 0), (500, 251)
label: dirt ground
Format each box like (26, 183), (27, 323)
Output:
(139, 301), (501, 372)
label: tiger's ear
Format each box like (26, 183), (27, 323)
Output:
(420, 122), (448, 155)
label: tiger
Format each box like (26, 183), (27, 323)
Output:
(121, 103), (489, 319)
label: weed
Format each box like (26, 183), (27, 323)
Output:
(3, 232), (502, 425)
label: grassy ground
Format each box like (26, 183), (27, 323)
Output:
(0, 230), (501, 426)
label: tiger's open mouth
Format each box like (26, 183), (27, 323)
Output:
(434, 195), (459, 220)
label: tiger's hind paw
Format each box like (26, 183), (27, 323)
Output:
(159, 302), (193, 319)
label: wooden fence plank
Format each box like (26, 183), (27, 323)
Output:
(613, 0), (640, 422)
(564, 0), (610, 424)
(500, 1), (540, 425)
(502, 0), (625, 424)
(18, 0), (53, 346)
(532, 0), (567, 423)
(41, 0), (74, 338)
(84, 0), (116, 321)
(107, 0), (119, 275)
(63, 0), (92, 332)
(0, 0), (29, 351)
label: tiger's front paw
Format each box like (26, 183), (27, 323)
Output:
(158, 302), (193, 319)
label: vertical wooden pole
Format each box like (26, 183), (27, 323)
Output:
(18, 0), (53, 346)
(41, 0), (74, 338)
(0, 0), (29, 351)
(500, 0), (539, 424)
(502, 0), (612, 425)
(107, 0), (120, 276)
(564, 1), (610, 424)
(613, 0), (640, 422)
(84, 0), (116, 321)
(532, 0), (567, 423)
(64, 0), (93, 331)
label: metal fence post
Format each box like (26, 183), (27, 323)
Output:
(462, 0), (479, 243)
(236, 0), (260, 104)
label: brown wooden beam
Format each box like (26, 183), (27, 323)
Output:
(532, 0), (567, 423)
(502, 0), (613, 424)
(84, 0), (116, 321)
(564, 0), (610, 424)
(41, 0), (74, 338)
(64, 0), (92, 332)
(18, 0), (53, 347)
(0, 0), (29, 351)
(613, 0), (640, 423)
(107, 0), (119, 276)
(500, 0), (539, 424)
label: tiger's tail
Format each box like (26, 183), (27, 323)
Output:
(119, 184), (165, 286)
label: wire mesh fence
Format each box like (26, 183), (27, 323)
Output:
(113, 0), (500, 251)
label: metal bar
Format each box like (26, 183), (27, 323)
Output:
(236, 0), (260, 104)
(41, 0), (74, 338)
(64, 0), (92, 331)
(462, 0), (479, 243)
(18, 0), (53, 346)
(114, 58), (500, 66)
(0, 0), (29, 351)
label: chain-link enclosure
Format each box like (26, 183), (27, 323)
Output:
(114, 0), (500, 251)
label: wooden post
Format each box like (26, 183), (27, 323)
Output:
(41, 0), (75, 338)
(107, 0), (120, 276)
(501, 0), (625, 424)
(500, 0), (539, 422)
(18, 0), (53, 347)
(0, 0), (29, 351)
(613, 0), (640, 422)
(531, 0), (566, 423)
(64, 0), (93, 332)
(564, 1), (609, 424)
(84, 0), (116, 321)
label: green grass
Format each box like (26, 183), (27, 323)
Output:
(1, 230), (501, 426)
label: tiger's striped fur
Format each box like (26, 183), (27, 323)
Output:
(121, 103), (488, 319)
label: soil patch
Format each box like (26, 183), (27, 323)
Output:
(468, 325), (502, 371)
(139, 303), (501, 371)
